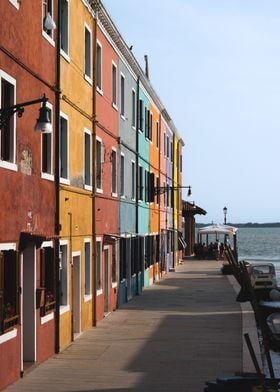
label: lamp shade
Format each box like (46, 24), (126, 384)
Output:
(34, 105), (52, 133)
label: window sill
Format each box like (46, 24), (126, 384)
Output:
(9, 0), (20, 9)
(96, 289), (103, 297)
(42, 31), (55, 47)
(112, 282), (118, 289)
(84, 294), (92, 302)
(84, 184), (92, 191)
(96, 188), (103, 194)
(0, 328), (17, 345)
(60, 49), (70, 63)
(0, 161), (17, 172)
(40, 312), (54, 325)
(84, 74), (93, 85)
(96, 87), (103, 96)
(112, 192), (118, 198)
(120, 115), (126, 121)
(41, 173), (54, 181)
(112, 103), (118, 111)
(60, 177), (70, 185)
(60, 305), (70, 315)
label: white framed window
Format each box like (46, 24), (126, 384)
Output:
(166, 135), (170, 158)
(120, 73), (125, 118)
(84, 23), (92, 84)
(120, 153), (125, 198)
(42, 0), (56, 45)
(131, 160), (135, 200)
(149, 112), (153, 141)
(156, 176), (160, 205)
(164, 133), (166, 156)
(60, 112), (69, 184)
(96, 137), (103, 192)
(112, 62), (117, 108)
(170, 141), (173, 163)
(84, 128), (92, 190)
(59, 241), (69, 308)
(139, 99), (143, 132)
(96, 41), (102, 92)
(156, 121), (159, 149)
(0, 70), (17, 171)
(84, 240), (91, 298)
(96, 239), (102, 293)
(41, 101), (54, 180)
(61, 0), (69, 59)
(132, 89), (136, 129)
(9, 0), (20, 10)
(111, 242), (117, 284)
(111, 148), (117, 196)
(138, 165), (143, 201)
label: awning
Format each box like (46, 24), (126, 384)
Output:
(197, 224), (238, 236)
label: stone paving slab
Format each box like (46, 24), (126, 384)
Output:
(5, 260), (247, 392)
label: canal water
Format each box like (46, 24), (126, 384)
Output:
(235, 227), (280, 378)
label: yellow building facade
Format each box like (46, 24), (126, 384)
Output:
(59, 0), (95, 349)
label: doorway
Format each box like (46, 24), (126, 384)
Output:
(22, 245), (36, 365)
(72, 253), (81, 337)
(104, 247), (110, 314)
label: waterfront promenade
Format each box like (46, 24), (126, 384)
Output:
(5, 259), (259, 392)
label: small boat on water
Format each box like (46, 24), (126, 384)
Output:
(246, 262), (277, 300)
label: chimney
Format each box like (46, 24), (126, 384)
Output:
(144, 55), (149, 79)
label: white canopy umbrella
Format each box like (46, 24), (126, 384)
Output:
(197, 224), (238, 236)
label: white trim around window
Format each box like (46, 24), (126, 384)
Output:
(96, 40), (103, 94)
(120, 152), (125, 198)
(96, 135), (103, 193)
(60, 111), (70, 185)
(84, 128), (92, 191)
(60, 0), (70, 62)
(84, 22), (92, 85)
(42, 0), (56, 47)
(60, 240), (69, 312)
(112, 61), (118, 110)
(120, 72), (125, 120)
(132, 88), (136, 130)
(41, 101), (54, 181)
(96, 237), (103, 296)
(111, 147), (117, 197)
(84, 238), (92, 301)
(0, 69), (17, 172)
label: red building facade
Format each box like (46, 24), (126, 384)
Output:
(0, 1), (57, 389)
(95, 22), (119, 320)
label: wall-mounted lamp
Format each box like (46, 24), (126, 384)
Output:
(0, 94), (52, 133)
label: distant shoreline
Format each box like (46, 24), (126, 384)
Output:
(196, 223), (280, 228)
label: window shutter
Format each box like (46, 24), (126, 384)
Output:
(148, 172), (155, 202)
(0, 252), (4, 331)
(40, 248), (46, 288)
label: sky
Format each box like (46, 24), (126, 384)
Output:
(102, 0), (280, 224)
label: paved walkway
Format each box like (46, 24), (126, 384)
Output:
(6, 260), (258, 392)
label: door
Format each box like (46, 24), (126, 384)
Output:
(22, 245), (36, 363)
(72, 254), (81, 336)
(104, 247), (110, 314)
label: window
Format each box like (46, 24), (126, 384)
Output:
(112, 63), (117, 107)
(138, 165), (143, 201)
(145, 170), (149, 202)
(166, 135), (169, 158)
(42, 0), (55, 41)
(156, 122), (159, 148)
(85, 25), (92, 81)
(96, 240), (102, 291)
(180, 154), (182, 173)
(84, 130), (92, 188)
(111, 149), (117, 195)
(120, 153), (125, 197)
(61, 0), (69, 56)
(139, 99), (143, 131)
(96, 42), (102, 91)
(60, 243), (68, 307)
(119, 238), (126, 281)
(40, 247), (55, 316)
(42, 103), (53, 178)
(0, 71), (16, 167)
(149, 112), (153, 141)
(131, 161), (135, 200)
(112, 242), (117, 283)
(145, 108), (149, 138)
(60, 113), (68, 181)
(0, 250), (19, 335)
(84, 241), (91, 296)
(156, 176), (160, 204)
(164, 133), (166, 156)
(96, 138), (102, 191)
(120, 74), (125, 117)
(163, 181), (166, 206)
(132, 89), (136, 128)
(170, 141), (173, 162)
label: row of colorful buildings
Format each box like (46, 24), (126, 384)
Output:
(0, 0), (185, 389)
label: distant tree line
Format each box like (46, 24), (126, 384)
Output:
(196, 222), (280, 228)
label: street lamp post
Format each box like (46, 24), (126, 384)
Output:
(223, 206), (228, 225)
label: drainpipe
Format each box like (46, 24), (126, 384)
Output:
(135, 76), (140, 294)
(54, 0), (61, 354)
(92, 10), (97, 327)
